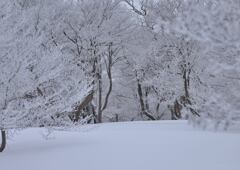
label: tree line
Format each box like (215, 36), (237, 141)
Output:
(1, 0), (239, 152)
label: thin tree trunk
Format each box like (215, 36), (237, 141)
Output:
(144, 87), (150, 112)
(0, 130), (6, 152)
(97, 81), (102, 123)
(97, 62), (103, 123)
(137, 80), (145, 114)
(101, 44), (113, 113)
(183, 69), (189, 99)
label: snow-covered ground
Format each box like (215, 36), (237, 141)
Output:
(1, 120), (240, 170)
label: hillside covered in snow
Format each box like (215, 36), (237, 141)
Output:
(1, 121), (240, 170)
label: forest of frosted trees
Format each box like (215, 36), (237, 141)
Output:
(0, 0), (240, 145)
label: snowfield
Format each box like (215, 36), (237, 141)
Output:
(1, 120), (240, 170)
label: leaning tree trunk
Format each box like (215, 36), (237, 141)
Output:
(0, 130), (6, 152)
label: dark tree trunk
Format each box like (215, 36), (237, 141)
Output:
(137, 79), (155, 120)
(137, 80), (145, 114)
(0, 130), (6, 152)
(97, 63), (103, 123)
(101, 44), (113, 113)
(183, 69), (190, 99)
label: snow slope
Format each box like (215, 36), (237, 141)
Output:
(0, 120), (240, 170)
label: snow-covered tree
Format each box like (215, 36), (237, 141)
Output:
(61, 0), (134, 123)
(0, 0), (95, 151)
(122, 0), (240, 129)
(165, 0), (240, 128)
(121, 0), (202, 121)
